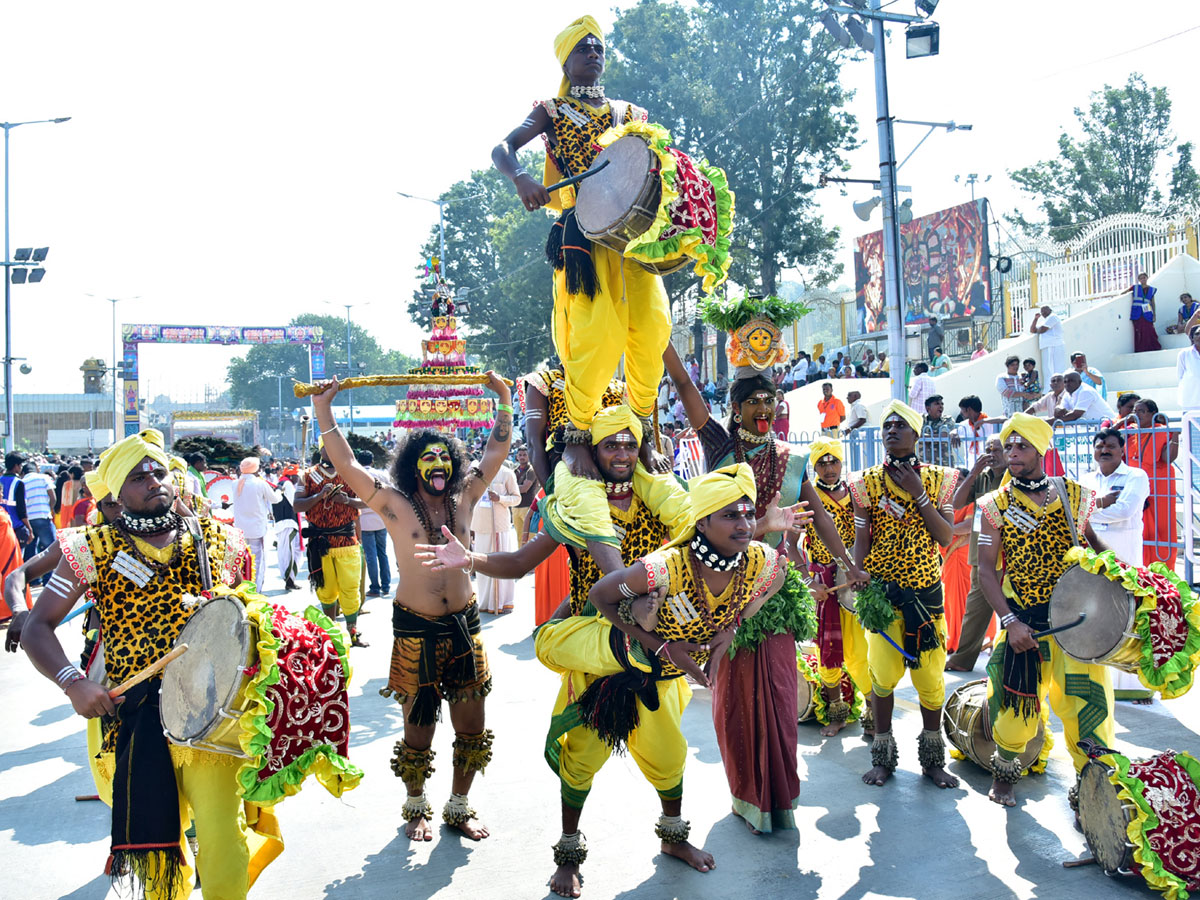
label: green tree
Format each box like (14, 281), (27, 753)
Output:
(1009, 73), (1186, 241)
(226, 314), (417, 422)
(1170, 142), (1200, 208)
(606, 0), (860, 295)
(408, 151), (555, 379)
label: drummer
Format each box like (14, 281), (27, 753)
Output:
(491, 15), (672, 579)
(18, 429), (281, 899)
(975, 413), (1117, 809)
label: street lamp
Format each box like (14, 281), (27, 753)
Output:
(87, 293), (139, 442)
(322, 300), (370, 433)
(396, 189), (486, 278)
(2, 116), (70, 450)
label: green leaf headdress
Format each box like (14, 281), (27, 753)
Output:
(699, 294), (811, 376)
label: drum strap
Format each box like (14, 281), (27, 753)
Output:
(1052, 477), (1081, 548)
(185, 517), (213, 593)
(611, 100), (629, 127)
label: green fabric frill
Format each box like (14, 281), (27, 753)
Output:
(797, 650), (864, 726)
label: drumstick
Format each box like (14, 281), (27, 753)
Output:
(545, 158), (610, 194)
(59, 600), (95, 626)
(107, 644), (188, 699)
(1032, 613), (1086, 640)
(293, 373), (514, 398)
(74, 794), (101, 802)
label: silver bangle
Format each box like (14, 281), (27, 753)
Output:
(513, 167), (529, 181)
(320, 424), (340, 436)
(1000, 612), (1017, 628)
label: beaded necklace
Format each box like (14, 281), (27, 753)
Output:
(734, 431), (781, 518)
(401, 489), (457, 544)
(122, 510), (180, 535)
(685, 545), (749, 634)
(569, 84), (605, 100)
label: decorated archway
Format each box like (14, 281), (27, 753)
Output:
(120, 324), (325, 437)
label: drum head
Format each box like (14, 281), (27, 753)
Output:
(576, 135), (656, 237)
(160, 595), (252, 742)
(943, 679), (1045, 771)
(1050, 566), (1135, 662)
(797, 673), (815, 723)
(1079, 761), (1133, 872)
(206, 475), (237, 523)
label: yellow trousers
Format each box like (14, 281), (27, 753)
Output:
(818, 606), (872, 695)
(552, 243), (671, 429)
(536, 616), (690, 808)
(987, 633), (1115, 774)
(867, 614), (948, 709)
(96, 748), (283, 900)
(317, 545), (362, 615)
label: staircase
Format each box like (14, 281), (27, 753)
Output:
(1105, 333), (1187, 414)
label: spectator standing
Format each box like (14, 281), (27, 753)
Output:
(1081, 427), (1150, 566)
(231, 456), (279, 592)
(20, 463), (56, 572)
(927, 316), (944, 361)
(1029, 304), (1067, 378)
(816, 382), (845, 436)
(955, 396), (1000, 468)
(1070, 351), (1106, 399)
(907, 361), (936, 413)
(995, 355), (1030, 417)
(714, 370), (729, 399)
(472, 462), (521, 614)
(1128, 399), (1179, 569)
(273, 474), (302, 591)
(970, 341), (988, 361)
(672, 392), (687, 427)
(930, 347), (952, 375)
(845, 391), (868, 433)
(354, 449), (392, 598)
(0, 453), (27, 547)
(512, 446), (538, 546)
(1176, 325), (1200, 412)
(919, 395), (956, 467)
(773, 389), (790, 440)
(1122, 272), (1162, 352)
(1057, 371), (1116, 422)
(1166, 292), (1200, 334)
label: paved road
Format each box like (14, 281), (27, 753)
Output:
(2, 559), (1195, 900)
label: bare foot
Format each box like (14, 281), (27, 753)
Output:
(732, 807), (762, 835)
(988, 779), (1017, 807)
(633, 588), (663, 631)
(448, 816), (490, 841)
(862, 765), (892, 787)
(550, 863), (582, 898)
(820, 718), (848, 737)
(923, 765), (959, 789)
(661, 840), (715, 872)
(405, 815), (434, 841)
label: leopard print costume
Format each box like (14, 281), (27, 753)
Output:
(978, 479), (1095, 610)
(806, 486), (854, 567)
(538, 97), (649, 190)
(569, 494), (668, 617)
(60, 519), (249, 750)
(641, 543), (781, 677)
(523, 367), (626, 453)
(849, 464), (960, 590)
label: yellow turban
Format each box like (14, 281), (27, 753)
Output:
(809, 437), (844, 463)
(93, 428), (169, 500)
(168, 455), (186, 472)
(667, 463), (757, 548)
(83, 469), (110, 501)
(1000, 412), (1052, 457)
(591, 405), (642, 446)
(881, 399), (923, 435)
(554, 15), (603, 97)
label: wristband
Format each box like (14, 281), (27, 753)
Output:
(61, 670), (86, 692)
(1000, 613), (1017, 628)
(513, 167), (529, 181)
(497, 403), (514, 415)
(320, 424), (340, 436)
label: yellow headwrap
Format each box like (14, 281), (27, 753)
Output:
(881, 399), (923, 435)
(168, 455), (186, 472)
(83, 469), (110, 501)
(93, 428), (169, 500)
(809, 437), (844, 463)
(667, 463), (757, 549)
(554, 15), (603, 98)
(591, 405), (642, 446)
(1000, 412), (1052, 457)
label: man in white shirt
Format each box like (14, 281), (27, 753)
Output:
(273, 473), (302, 591)
(1057, 371), (1116, 423)
(955, 395), (1000, 468)
(907, 361), (936, 413)
(355, 449), (393, 598)
(790, 355), (809, 388)
(1177, 324), (1200, 412)
(1081, 428), (1150, 566)
(845, 390), (868, 432)
(1029, 304), (1067, 378)
(232, 456), (281, 591)
(471, 462), (521, 614)
(1026, 373), (1067, 419)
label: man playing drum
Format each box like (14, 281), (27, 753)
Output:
(308, 373), (513, 843)
(851, 400), (960, 790)
(18, 429), (280, 900)
(491, 15), (671, 578)
(975, 413), (1116, 809)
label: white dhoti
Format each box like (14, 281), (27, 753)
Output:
(275, 519), (301, 583)
(476, 529), (517, 614)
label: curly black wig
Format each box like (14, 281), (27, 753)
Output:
(390, 428), (471, 497)
(725, 372), (778, 434)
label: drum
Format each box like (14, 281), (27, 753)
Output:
(942, 679), (1045, 772)
(160, 593), (256, 757)
(86, 639), (106, 686)
(834, 578), (857, 614)
(205, 475), (237, 524)
(1078, 760), (1137, 875)
(1050, 565), (1141, 671)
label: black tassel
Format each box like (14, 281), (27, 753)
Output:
(407, 685), (443, 728)
(107, 848), (185, 900)
(546, 218), (565, 268)
(546, 210), (598, 299)
(575, 672), (648, 754)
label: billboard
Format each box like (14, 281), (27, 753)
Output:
(854, 199), (991, 333)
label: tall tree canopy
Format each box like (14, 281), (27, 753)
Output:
(1010, 73), (1196, 241)
(226, 313), (416, 422)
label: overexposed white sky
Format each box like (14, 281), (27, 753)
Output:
(3, 1), (1197, 398)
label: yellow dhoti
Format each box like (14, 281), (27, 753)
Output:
(867, 614), (949, 710)
(818, 606), (872, 696)
(317, 545), (362, 616)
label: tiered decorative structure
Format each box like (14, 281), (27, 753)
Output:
(393, 283), (496, 432)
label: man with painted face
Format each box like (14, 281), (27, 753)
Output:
(851, 400), (961, 790)
(294, 439), (369, 647)
(17, 429), (278, 900)
(309, 373), (512, 844)
(976, 414), (1115, 809)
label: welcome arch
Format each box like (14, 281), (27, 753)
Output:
(120, 324), (325, 437)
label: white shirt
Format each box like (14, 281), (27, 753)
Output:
(790, 359), (809, 382)
(231, 474), (280, 540)
(1063, 383), (1115, 421)
(1029, 390), (1065, 418)
(1081, 462), (1150, 566)
(848, 400), (868, 429)
(1178, 346), (1200, 410)
(955, 418), (999, 468)
(908, 373), (936, 414)
(1039, 313), (1065, 348)
(470, 466), (521, 534)
(358, 467), (389, 532)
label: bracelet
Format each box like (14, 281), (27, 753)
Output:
(320, 424), (340, 436)
(1000, 613), (1017, 628)
(513, 167), (529, 181)
(61, 671), (86, 693)
(467, 553), (477, 576)
(55, 664), (82, 687)
(497, 403), (514, 415)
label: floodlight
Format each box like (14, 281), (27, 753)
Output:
(906, 21), (940, 58)
(821, 11), (852, 48)
(13, 248), (31, 262)
(853, 197), (881, 221)
(915, 0), (939, 16)
(9, 269), (25, 284)
(897, 199), (914, 224)
(31, 247), (48, 262)
(19, 364), (30, 375)
(846, 16), (875, 52)
(28, 268), (45, 283)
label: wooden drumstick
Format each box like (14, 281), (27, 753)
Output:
(107, 644), (188, 699)
(545, 158), (610, 193)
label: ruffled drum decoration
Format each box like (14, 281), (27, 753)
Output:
(797, 650), (864, 726)
(1063, 547), (1200, 699)
(700, 294), (811, 374)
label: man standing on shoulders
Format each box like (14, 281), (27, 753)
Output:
(1029, 305), (1067, 378)
(817, 383), (845, 437)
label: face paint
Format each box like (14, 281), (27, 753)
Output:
(734, 501), (755, 515)
(418, 443), (453, 488)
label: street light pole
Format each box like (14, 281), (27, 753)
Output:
(2, 117), (70, 451)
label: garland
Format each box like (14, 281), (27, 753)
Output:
(854, 578), (898, 634)
(797, 650), (865, 726)
(699, 294), (811, 333)
(729, 562), (815, 655)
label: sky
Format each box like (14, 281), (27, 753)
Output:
(3, 1), (1198, 401)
